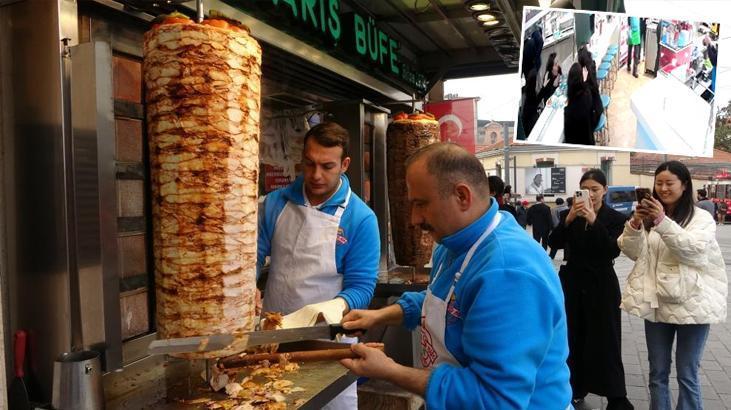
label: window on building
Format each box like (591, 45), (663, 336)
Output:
(490, 131), (498, 144)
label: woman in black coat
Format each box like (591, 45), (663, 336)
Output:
(564, 63), (595, 145)
(539, 52), (563, 105)
(522, 68), (541, 137)
(578, 47), (604, 130)
(548, 169), (633, 410)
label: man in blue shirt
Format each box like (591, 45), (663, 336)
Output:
(340, 143), (571, 409)
(257, 122), (380, 409)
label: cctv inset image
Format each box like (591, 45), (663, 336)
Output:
(515, 7), (720, 157)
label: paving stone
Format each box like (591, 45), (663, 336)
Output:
(703, 360), (724, 371)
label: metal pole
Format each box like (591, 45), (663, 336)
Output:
(513, 155), (517, 198)
(196, 0), (204, 23)
(503, 122), (511, 186)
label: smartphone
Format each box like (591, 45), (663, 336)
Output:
(574, 189), (591, 209)
(635, 187), (652, 206)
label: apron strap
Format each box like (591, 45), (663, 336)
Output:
(457, 213), (502, 277)
(432, 212), (503, 286)
(334, 188), (352, 219)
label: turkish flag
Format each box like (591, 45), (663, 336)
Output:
(424, 98), (478, 154)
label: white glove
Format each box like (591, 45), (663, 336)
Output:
(281, 298), (349, 329)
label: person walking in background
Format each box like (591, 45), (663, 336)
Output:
(696, 188), (715, 218)
(619, 161), (727, 410)
(528, 195), (553, 250)
(548, 170), (634, 409)
(627, 16), (642, 78)
(564, 63), (596, 145)
(504, 184), (513, 205)
(640, 18), (647, 61)
(549, 197), (569, 259)
(517, 200), (529, 229)
(717, 200), (727, 225)
(488, 175), (517, 219)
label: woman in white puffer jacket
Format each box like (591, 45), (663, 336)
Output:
(618, 161), (727, 410)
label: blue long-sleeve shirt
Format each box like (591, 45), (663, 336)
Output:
(257, 175), (380, 310)
(397, 200), (571, 409)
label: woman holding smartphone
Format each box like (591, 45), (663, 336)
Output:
(548, 169), (633, 409)
(619, 161), (727, 410)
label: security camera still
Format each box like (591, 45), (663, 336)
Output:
(515, 7), (720, 158)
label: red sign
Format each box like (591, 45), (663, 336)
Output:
(424, 98), (478, 154)
(263, 165), (293, 193)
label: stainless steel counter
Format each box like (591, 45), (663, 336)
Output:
(105, 346), (355, 409)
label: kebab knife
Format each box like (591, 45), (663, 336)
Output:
(148, 324), (364, 356)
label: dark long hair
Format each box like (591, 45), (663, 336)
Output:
(653, 161), (695, 227)
(567, 63), (586, 101)
(577, 46), (599, 92)
(545, 52), (557, 76)
(580, 169), (607, 210)
(544, 52), (562, 83)
(580, 168), (607, 187)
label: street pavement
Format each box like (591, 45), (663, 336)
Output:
(542, 224), (731, 409)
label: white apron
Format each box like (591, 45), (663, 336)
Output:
(263, 188), (356, 409)
(420, 213), (502, 368)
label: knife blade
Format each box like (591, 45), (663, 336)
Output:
(147, 324), (364, 356)
(244, 324), (358, 347)
(148, 334), (235, 355)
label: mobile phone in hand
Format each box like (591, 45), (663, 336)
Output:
(574, 189), (591, 209)
(635, 187), (652, 207)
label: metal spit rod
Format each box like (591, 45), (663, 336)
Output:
(195, 0), (204, 23)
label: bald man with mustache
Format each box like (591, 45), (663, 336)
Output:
(339, 143), (571, 409)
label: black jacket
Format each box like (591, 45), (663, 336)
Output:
(527, 202), (553, 233)
(564, 90), (596, 145)
(516, 206), (528, 227)
(500, 203), (518, 219)
(708, 43), (718, 67)
(548, 205), (629, 397)
(539, 71), (560, 106)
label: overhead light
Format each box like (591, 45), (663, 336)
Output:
(481, 19), (501, 27)
(467, 1), (491, 11)
(476, 12), (498, 22)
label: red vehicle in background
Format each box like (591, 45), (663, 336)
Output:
(705, 172), (731, 224)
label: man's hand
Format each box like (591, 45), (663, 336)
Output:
(575, 197), (597, 225)
(565, 200), (580, 225)
(340, 343), (431, 396)
(642, 197), (665, 222)
(340, 343), (400, 380)
(341, 309), (381, 332)
(341, 303), (405, 332)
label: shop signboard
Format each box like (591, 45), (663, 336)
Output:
(223, 0), (428, 94)
(424, 98), (478, 154)
(263, 164), (294, 193)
